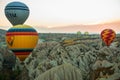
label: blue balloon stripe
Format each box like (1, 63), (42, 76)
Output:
(7, 28), (37, 32)
(6, 6), (28, 8)
(5, 6), (29, 10)
(5, 8), (29, 11)
(12, 49), (33, 52)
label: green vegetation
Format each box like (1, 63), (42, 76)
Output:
(0, 68), (21, 80)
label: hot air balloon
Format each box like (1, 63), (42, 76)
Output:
(101, 29), (116, 46)
(5, 1), (29, 26)
(6, 25), (38, 61)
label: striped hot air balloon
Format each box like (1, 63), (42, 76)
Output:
(6, 25), (38, 61)
(101, 29), (116, 46)
(4, 1), (29, 25)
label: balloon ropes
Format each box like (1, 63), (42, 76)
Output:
(101, 29), (116, 46)
(5, 1), (38, 62)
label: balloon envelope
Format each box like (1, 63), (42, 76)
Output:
(5, 1), (29, 25)
(101, 29), (116, 46)
(6, 25), (38, 61)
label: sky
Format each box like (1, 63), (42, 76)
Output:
(0, 0), (120, 33)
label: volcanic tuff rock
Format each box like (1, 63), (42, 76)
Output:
(35, 63), (83, 80)
(22, 39), (120, 80)
(0, 38), (120, 80)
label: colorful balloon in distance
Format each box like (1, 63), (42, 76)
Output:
(101, 29), (116, 46)
(6, 25), (38, 61)
(5, 1), (29, 25)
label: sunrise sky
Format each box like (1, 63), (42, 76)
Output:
(0, 0), (120, 33)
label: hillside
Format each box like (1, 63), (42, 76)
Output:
(0, 29), (120, 80)
(0, 29), (6, 34)
(22, 38), (120, 80)
(0, 29), (6, 42)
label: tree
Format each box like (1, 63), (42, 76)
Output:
(84, 31), (89, 35)
(77, 31), (82, 38)
(84, 31), (89, 38)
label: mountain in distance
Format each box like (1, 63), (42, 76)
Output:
(0, 21), (120, 34)
(37, 21), (120, 33)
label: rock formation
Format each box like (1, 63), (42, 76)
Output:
(0, 37), (120, 80)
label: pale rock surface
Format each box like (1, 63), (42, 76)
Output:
(35, 63), (83, 80)
(21, 39), (120, 80)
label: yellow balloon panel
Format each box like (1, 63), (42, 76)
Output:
(6, 24), (39, 61)
(6, 35), (38, 49)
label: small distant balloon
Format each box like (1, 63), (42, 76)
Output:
(5, 1), (29, 25)
(101, 29), (116, 46)
(6, 25), (38, 61)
